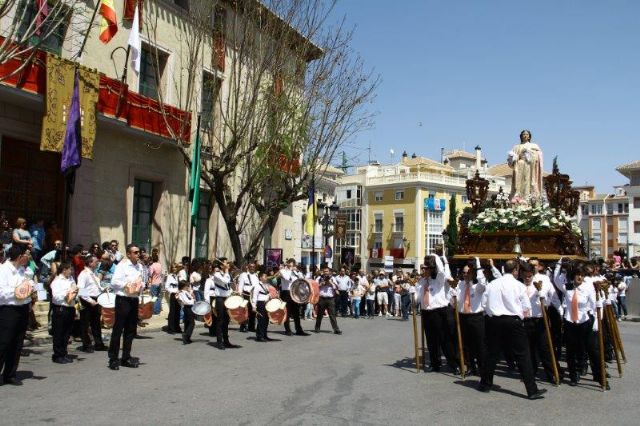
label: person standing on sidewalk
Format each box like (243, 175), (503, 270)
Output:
(335, 268), (353, 317)
(0, 245), (31, 385)
(108, 244), (144, 371)
(374, 271), (390, 317)
(148, 249), (163, 315)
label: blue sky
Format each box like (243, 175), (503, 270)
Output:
(329, 0), (639, 192)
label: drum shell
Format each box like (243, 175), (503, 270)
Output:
(102, 307), (115, 328)
(138, 301), (153, 320)
(291, 279), (320, 305)
(265, 299), (287, 325)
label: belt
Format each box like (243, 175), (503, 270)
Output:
(524, 316), (542, 321)
(460, 311), (483, 316)
(320, 296), (334, 299)
(53, 304), (75, 310)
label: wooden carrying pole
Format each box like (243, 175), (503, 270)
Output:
(452, 296), (466, 379)
(539, 295), (560, 385)
(594, 289), (608, 391)
(410, 293), (421, 373)
(603, 304), (623, 377)
(607, 304), (626, 362)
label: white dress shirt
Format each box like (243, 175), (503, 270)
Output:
(77, 267), (102, 302)
(555, 280), (598, 327)
(51, 275), (77, 307)
(451, 280), (486, 314)
(318, 277), (337, 298)
(204, 271), (232, 299)
(251, 281), (271, 307)
(190, 272), (202, 291)
(177, 269), (188, 282)
(335, 275), (353, 291)
(238, 272), (259, 295)
(416, 255), (450, 310)
(279, 267), (296, 291)
(0, 260), (29, 306)
(523, 272), (561, 318)
(111, 259), (144, 297)
(178, 290), (195, 306)
(483, 273), (532, 319)
(165, 274), (179, 294)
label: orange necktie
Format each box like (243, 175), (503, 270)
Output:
(463, 284), (471, 313)
(571, 291), (579, 323)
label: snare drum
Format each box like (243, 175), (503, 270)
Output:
(265, 298), (288, 325)
(97, 293), (116, 328)
(225, 295), (248, 324)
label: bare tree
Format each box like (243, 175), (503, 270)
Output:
(0, 0), (80, 81)
(145, 0), (378, 265)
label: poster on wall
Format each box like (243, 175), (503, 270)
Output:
(264, 248), (283, 269)
(340, 247), (355, 266)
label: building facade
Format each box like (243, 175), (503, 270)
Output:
(617, 161), (640, 257)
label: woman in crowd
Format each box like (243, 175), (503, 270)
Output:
(12, 218), (32, 250)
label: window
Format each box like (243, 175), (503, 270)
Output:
(635, 221), (640, 233)
(17, 1), (70, 55)
(618, 203), (624, 214)
(624, 203), (629, 213)
(374, 214), (383, 233)
(374, 192), (383, 202)
(346, 209), (361, 231)
(619, 217), (628, 230)
(634, 198), (640, 209)
(140, 43), (168, 100)
(590, 204), (602, 215)
(132, 179), (155, 252)
(394, 213), (404, 233)
(195, 193), (210, 258)
(461, 195), (469, 204)
(201, 71), (222, 130)
(581, 205), (588, 216)
(619, 233), (628, 245)
(174, 0), (189, 10)
(424, 210), (444, 255)
(607, 204), (613, 215)
(591, 218), (601, 231)
(592, 232), (601, 243)
(346, 190), (352, 199)
(395, 191), (404, 201)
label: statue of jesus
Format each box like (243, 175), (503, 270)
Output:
(507, 130), (544, 203)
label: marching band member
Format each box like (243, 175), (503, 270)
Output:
(554, 259), (606, 388)
(417, 255), (459, 373)
(177, 281), (195, 345)
(279, 259), (309, 336)
(207, 259), (237, 349)
(0, 245), (31, 384)
(237, 262), (259, 333)
(164, 263), (182, 334)
(252, 272), (273, 342)
(479, 259), (546, 400)
(314, 267), (342, 334)
(450, 257), (487, 376)
(108, 244), (144, 371)
(77, 254), (107, 353)
(50, 263), (78, 364)
(521, 262), (561, 384)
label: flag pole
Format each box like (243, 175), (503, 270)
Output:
(77, 0), (102, 59)
(188, 114), (202, 260)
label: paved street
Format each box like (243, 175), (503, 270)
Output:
(3, 317), (640, 425)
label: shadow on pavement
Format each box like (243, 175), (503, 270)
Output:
(15, 370), (47, 382)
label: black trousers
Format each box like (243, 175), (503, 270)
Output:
(108, 296), (139, 362)
(0, 304), (29, 380)
(564, 318), (602, 382)
(400, 294), (411, 319)
(524, 317), (555, 380)
(215, 297), (230, 343)
(338, 290), (349, 316)
(459, 312), (487, 372)
(481, 315), (538, 397)
(547, 305), (563, 361)
(256, 301), (269, 339)
(182, 306), (195, 342)
(281, 290), (303, 333)
(80, 299), (104, 348)
(240, 294), (256, 332)
(167, 293), (181, 333)
(52, 305), (75, 360)
(315, 297), (339, 332)
(422, 307), (458, 369)
(208, 296), (217, 337)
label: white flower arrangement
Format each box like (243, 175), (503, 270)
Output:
(468, 205), (582, 236)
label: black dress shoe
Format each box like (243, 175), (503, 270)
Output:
(295, 331), (310, 336)
(477, 383), (491, 393)
(3, 377), (22, 386)
(528, 389), (547, 400)
(52, 357), (71, 364)
(94, 345), (108, 351)
(425, 365), (441, 373)
(256, 338), (266, 342)
(224, 342), (239, 348)
(182, 340), (191, 345)
(334, 330), (342, 335)
(108, 360), (120, 370)
(314, 328), (320, 333)
(121, 359), (139, 368)
(284, 330), (293, 336)
(79, 346), (94, 353)
(265, 337), (276, 341)
(215, 342), (226, 350)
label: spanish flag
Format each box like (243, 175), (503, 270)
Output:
(99, 0), (118, 44)
(305, 183), (316, 235)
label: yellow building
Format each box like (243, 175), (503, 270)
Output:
(336, 149), (505, 271)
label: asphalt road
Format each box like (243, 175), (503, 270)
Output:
(3, 316), (640, 425)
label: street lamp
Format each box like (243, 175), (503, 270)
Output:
(317, 200), (340, 264)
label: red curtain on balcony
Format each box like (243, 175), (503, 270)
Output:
(123, 0), (143, 27)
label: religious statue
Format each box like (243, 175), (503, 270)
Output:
(507, 130), (544, 203)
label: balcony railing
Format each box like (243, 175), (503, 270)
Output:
(366, 171), (503, 191)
